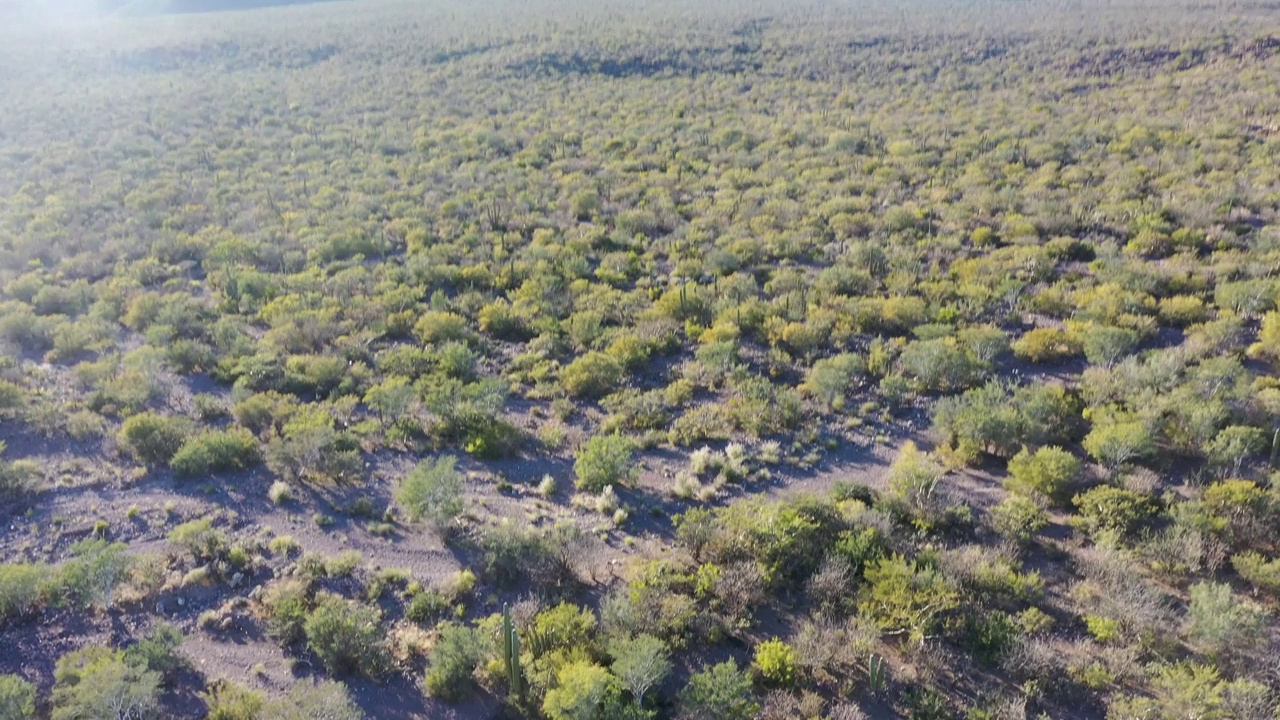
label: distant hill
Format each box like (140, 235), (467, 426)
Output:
(0, 0), (350, 19)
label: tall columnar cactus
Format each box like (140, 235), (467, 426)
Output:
(501, 604), (523, 701)
(868, 653), (887, 696)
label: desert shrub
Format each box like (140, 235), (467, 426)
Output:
(117, 411), (192, 466)
(860, 555), (959, 643)
(476, 522), (558, 589)
(988, 496), (1048, 547)
(932, 381), (1080, 462)
(231, 391), (299, 437)
(1079, 324), (1141, 368)
(123, 624), (185, 676)
(562, 351), (625, 398)
(898, 339), (980, 392)
(395, 455), (464, 531)
(1072, 486), (1157, 538)
(263, 578), (312, 644)
(0, 457), (40, 499)
(1232, 551), (1280, 593)
(540, 660), (619, 720)
(406, 590), (452, 624)
(303, 593), (390, 678)
(1204, 425), (1266, 476)
(262, 681), (363, 720)
(52, 646), (160, 720)
(0, 674), (35, 719)
(1107, 662), (1262, 720)
(424, 623), (485, 701)
(574, 433), (636, 492)
(802, 353), (865, 409)
(886, 441), (945, 514)
(1004, 446), (1080, 504)
(711, 496), (842, 586)
(753, 639), (797, 687)
(903, 687), (954, 720)
(167, 518), (228, 561)
(0, 563), (44, 621)
(1081, 410), (1155, 469)
(264, 407), (363, 483)
(414, 311), (470, 345)
(170, 427), (261, 477)
(202, 680), (265, 720)
(58, 539), (133, 610)
(608, 634), (671, 704)
(679, 660), (758, 720)
(1184, 581), (1265, 657)
(1011, 327), (1081, 363)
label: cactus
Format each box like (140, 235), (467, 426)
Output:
(868, 653), (887, 696)
(501, 604), (523, 701)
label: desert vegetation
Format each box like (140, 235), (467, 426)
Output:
(2, 0), (1280, 717)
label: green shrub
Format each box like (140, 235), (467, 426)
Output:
(1232, 551), (1280, 593)
(1072, 485), (1156, 537)
(170, 427), (261, 477)
(263, 578), (311, 645)
(887, 441), (945, 514)
(898, 338), (980, 392)
(424, 623), (485, 701)
(607, 633), (671, 704)
(988, 496), (1048, 547)
(861, 555), (959, 643)
(0, 674), (36, 720)
(562, 351), (625, 398)
(678, 660), (758, 720)
(395, 455), (464, 530)
(406, 590), (451, 624)
(57, 539), (133, 610)
(1010, 327), (1081, 363)
(202, 680), (264, 720)
(752, 638), (797, 687)
(117, 412), (192, 466)
(304, 593), (389, 678)
(123, 624), (184, 676)
(415, 311), (470, 345)
(0, 563), (45, 621)
(1185, 581), (1265, 657)
(1004, 446), (1080, 504)
(167, 518), (228, 561)
(542, 661), (616, 720)
(262, 681), (363, 720)
(802, 353), (864, 409)
(574, 433), (636, 492)
(52, 646), (160, 720)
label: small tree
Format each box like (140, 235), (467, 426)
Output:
(802, 353), (864, 409)
(608, 634), (671, 704)
(678, 660), (758, 720)
(396, 455), (465, 531)
(574, 434), (636, 492)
